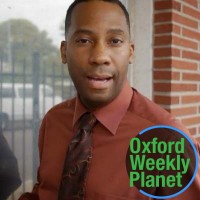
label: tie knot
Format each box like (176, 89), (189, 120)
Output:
(79, 112), (97, 132)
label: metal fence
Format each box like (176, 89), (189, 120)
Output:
(0, 52), (75, 200)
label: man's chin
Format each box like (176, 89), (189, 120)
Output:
(80, 93), (115, 110)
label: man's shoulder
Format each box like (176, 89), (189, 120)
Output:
(129, 88), (180, 127)
(45, 97), (76, 117)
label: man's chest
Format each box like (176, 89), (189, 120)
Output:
(39, 113), (153, 199)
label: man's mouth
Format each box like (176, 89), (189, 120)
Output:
(87, 76), (112, 81)
(86, 75), (113, 89)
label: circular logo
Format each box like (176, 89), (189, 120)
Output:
(126, 125), (198, 199)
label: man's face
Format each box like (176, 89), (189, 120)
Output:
(61, 1), (134, 109)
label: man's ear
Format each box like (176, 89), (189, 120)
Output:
(60, 41), (68, 64)
(129, 42), (134, 64)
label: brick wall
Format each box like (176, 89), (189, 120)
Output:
(153, 0), (200, 140)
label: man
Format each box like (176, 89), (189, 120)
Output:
(19, 0), (200, 200)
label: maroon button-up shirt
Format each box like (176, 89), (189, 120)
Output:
(19, 80), (200, 200)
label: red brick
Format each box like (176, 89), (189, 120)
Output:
(183, 5), (200, 20)
(182, 116), (200, 126)
(172, 1), (182, 11)
(182, 50), (200, 61)
(172, 12), (198, 28)
(170, 107), (197, 116)
(154, 59), (172, 69)
(154, 1), (181, 11)
(171, 60), (198, 70)
(153, 0), (200, 130)
(153, 24), (182, 35)
(173, 24), (181, 35)
(172, 36), (198, 49)
(155, 35), (172, 45)
(154, 1), (172, 10)
(155, 24), (173, 34)
(188, 127), (197, 135)
(154, 71), (180, 80)
(154, 59), (198, 70)
(171, 72), (181, 80)
(154, 83), (171, 92)
(184, 0), (198, 7)
(154, 95), (180, 105)
(172, 83), (197, 92)
(154, 12), (172, 23)
(154, 83), (197, 92)
(183, 28), (200, 41)
(154, 47), (180, 57)
(182, 73), (200, 81)
(182, 95), (200, 103)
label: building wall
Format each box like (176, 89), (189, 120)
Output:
(153, 0), (200, 139)
(127, 0), (153, 99)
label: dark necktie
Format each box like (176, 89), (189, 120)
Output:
(58, 112), (97, 200)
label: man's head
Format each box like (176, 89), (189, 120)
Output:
(61, 0), (134, 110)
(65, 0), (130, 37)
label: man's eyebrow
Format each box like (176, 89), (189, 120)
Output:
(72, 28), (125, 36)
(107, 29), (125, 35)
(72, 29), (94, 36)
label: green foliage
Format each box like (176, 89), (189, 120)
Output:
(0, 18), (62, 74)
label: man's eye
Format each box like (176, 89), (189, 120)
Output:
(76, 39), (91, 44)
(110, 39), (123, 45)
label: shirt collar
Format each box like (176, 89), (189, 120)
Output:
(73, 79), (133, 135)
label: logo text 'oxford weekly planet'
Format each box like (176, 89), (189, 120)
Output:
(129, 137), (190, 188)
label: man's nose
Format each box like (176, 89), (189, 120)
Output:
(89, 42), (111, 66)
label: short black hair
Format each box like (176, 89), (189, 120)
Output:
(65, 0), (130, 36)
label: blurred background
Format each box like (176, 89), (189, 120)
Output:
(0, 1), (75, 199)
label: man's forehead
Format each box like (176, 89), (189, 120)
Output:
(68, 1), (129, 34)
(71, 1), (126, 22)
